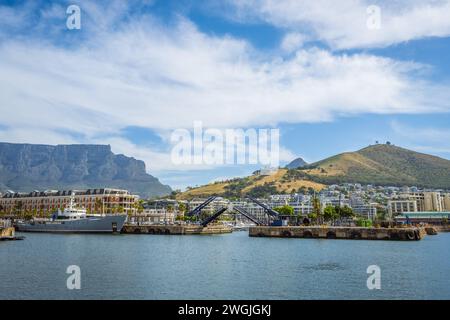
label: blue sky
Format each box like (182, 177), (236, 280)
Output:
(1, 0), (450, 190)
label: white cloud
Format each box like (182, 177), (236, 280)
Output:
(226, 0), (450, 49)
(390, 121), (450, 156)
(1, 22), (445, 137)
(281, 32), (307, 52)
(0, 1), (449, 181)
(391, 121), (450, 142)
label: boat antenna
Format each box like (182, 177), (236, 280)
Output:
(69, 192), (75, 210)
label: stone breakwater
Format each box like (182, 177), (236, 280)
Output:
(121, 224), (232, 235)
(0, 226), (24, 241)
(249, 226), (427, 241)
(434, 225), (450, 233)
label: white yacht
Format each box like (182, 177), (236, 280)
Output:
(16, 193), (127, 233)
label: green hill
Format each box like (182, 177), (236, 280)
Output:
(178, 144), (450, 199)
(302, 144), (450, 188)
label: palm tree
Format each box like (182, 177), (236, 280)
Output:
(14, 201), (23, 219)
(311, 194), (322, 225)
(94, 198), (103, 214)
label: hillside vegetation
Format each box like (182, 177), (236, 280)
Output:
(178, 144), (450, 199)
(178, 169), (325, 199)
(303, 144), (450, 188)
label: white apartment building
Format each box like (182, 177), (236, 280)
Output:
(388, 192), (450, 215)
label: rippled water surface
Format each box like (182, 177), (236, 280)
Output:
(1, 231), (449, 299)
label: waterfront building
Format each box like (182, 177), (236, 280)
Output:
(388, 199), (418, 215)
(395, 212), (450, 225)
(0, 188), (139, 215)
(388, 192), (450, 215)
(441, 193), (450, 211)
(128, 208), (176, 225)
(351, 203), (378, 220)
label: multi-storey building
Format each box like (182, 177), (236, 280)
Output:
(388, 199), (418, 215)
(128, 208), (176, 225)
(0, 188), (139, 215)
(388, 192), (450, 215)
(411, 192), (444, 212)
(443, 194), (450, 211)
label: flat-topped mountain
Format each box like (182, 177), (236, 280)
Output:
(0, 142), (171, 198)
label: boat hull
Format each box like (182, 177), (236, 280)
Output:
(16, 215), (127, 233)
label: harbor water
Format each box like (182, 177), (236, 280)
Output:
(1, 231), (449, 299)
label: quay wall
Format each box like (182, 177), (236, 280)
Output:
(434, 225), (450, 232)
(0, 227), (15, 238)
(249, 226), (426, 241)
(122, 224), (232, 235)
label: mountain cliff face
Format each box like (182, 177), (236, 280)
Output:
(0, 142), (171, 198)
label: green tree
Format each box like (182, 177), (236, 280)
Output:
(177, 202), (187, 214)
(324, 205), (338, 222)
(356, 218), (373, 227)
(311, 195), (322, 224)
(94, 198), (103, 214)
(307, 212), (318, 222)
(339, 205), (354, 218)
(14, 201), (23, 218)
(24, 211), (33, 221)
(375, 207), (387, 221)
(273, 205), (295, 216)
(137, 200), (144, 214)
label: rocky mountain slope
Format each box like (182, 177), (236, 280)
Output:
(0, 142), (171, 198)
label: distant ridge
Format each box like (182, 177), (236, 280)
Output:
(0, 142), (172, 198)
(285, 157), (308, 169)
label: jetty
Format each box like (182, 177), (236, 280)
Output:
(122, 224), (232, 235)
(249, 226), (427, 241)
(0, 222), (25, 241)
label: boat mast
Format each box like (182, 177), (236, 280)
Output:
(69, 192), (75, 210)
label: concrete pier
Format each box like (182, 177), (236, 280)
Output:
(0, 226), (24, 241)
(121, 224), (232, 235)
(434, 225), (450, 232)
(249, 226), (427, 241)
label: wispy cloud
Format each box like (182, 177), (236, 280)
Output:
(391, 120), (450, 142)
(1, 0), (450, 185)
(224, 0), (450, 49)
(390, 120), (450, 156)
